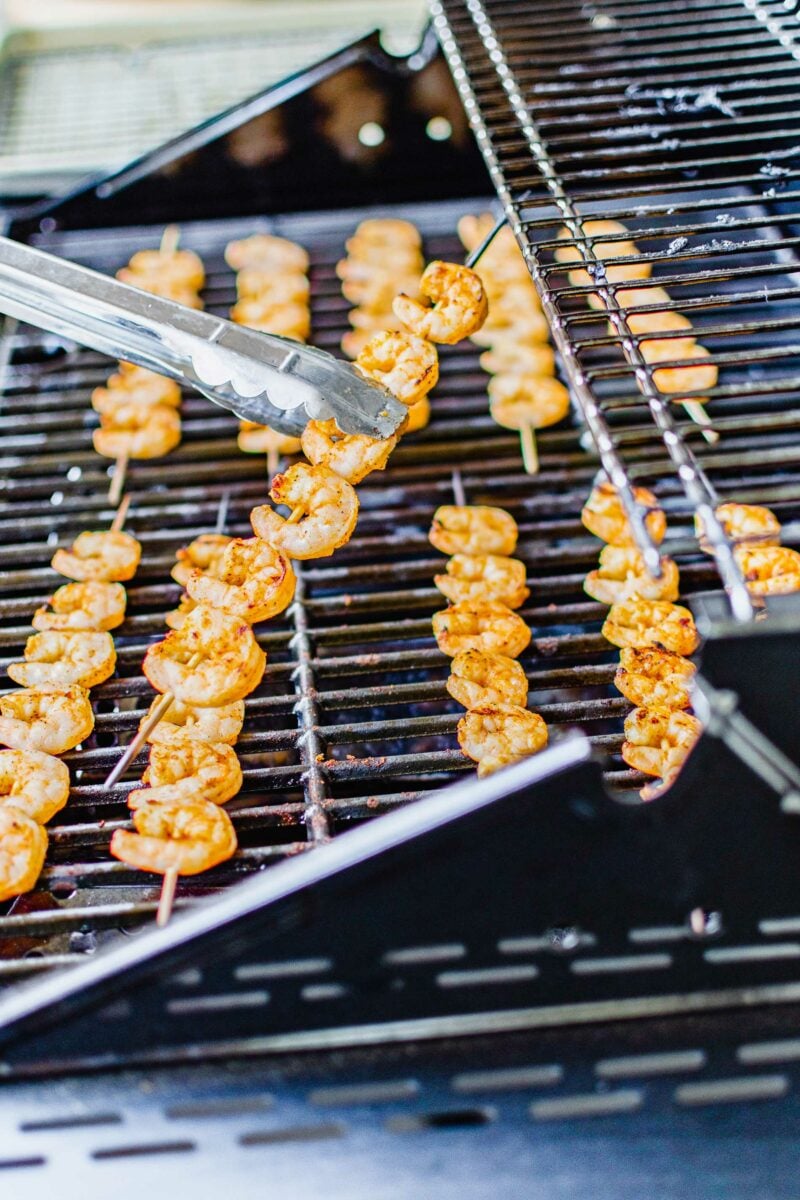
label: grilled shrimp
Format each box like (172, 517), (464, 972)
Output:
(235, 270), (309, 304)
(446, 649), (528, 709)
(32, 580), (127, 632)
(0, 808), (48, 903)
(116, 267), (203, 309)
(128, 739), (242, 809)
(237, 422), (302, 457)
(488, 373), (570, 431)
(555, 220), (652, 290)
(434, 554), (529, 609)
(110, 797), (237, 876)
(165, 595), (196, 630)
(394, 261), (488, 344)
(251, 462), (358, 560)
(433, 601), (531, 658)
(127, 247), (205, 290)
(230, 298), (310, 341)
(734, 545), (800, 596)
(341, 269), (419, 311)
(457, 703), (548, 777)
(337, 249), (422, 282)
(93, 402), (181, 460)
(584, 546), (680, 605)
(93, 368), (182, 411)
(341, 327), (382, 359)
(348, 217), (422, 250)
(171, 534), (232, 588)
(225, 234), (309, 274)
(0, 685), (94, 754)
(469, 307), (550, 348)
(8, 631), (116, 689)
(355, 330), (439, 405)
(405, 396), (430, 433)
(301, 419), (397, 485)
(348, 307), (405, 333)
(695, 502), (781, 552)
(650, 343), (717, 395)
(581, 481), (667, 546)
(622, 705), (702, 779)
(479, 342), (555, 376)
(141, 697), (245, 746)
(602, 599), (700, 656)
(614, 646), (696, 711)
(0, 749), (70, 824)
(143, 605), (266, 707)
(51, 530), (141, 583)
(429, 505), (518, 557)
(186, 537), (296, 623)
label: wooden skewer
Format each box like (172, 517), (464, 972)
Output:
(215, 488), (231, 536)
(451, 468), (467, 507)
(105, 653), (202, 788)
(682, 400), (719, 444)
(157, 865), (179, 927)
(286, 506), (304, 525)
(267, 447), (279, 480)
(108, 452), (129, 507)
(110, 493), (131, 533)
(519, 423), (539, 475)
(160, 224), (181, 257)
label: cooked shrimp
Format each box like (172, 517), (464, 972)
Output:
(602, 599), (700, 656)
(480, 342), (556, 376)
(230, 298), (311, 341)
(8, 631), (116, 689)
(0, 749), (70, 823)
(0, 685), (94, 754)
(650, 343), (717, 395)
(429, 505), (518, 557)
(337, 248), (422, 281)
(93, 402), (181, 460)
(446, 649), (528, 709)
(434, 554), (529, 609)
(624, 308), (694, 338)
(116, 267), (203, 309)
(128, 739), (242, 809)
(225, 234), (309, 274)
(469, 308), (550, 347)
(614, 646), (696, 711)
(239, 312), (309, 340)
(393, 261), (488, 344)
(186, 537), (296, 623)
(433, 601), (531, 658)
(95, 367), (182, 409)
(0, 808), (48, 903)
(143, 605), (266, 707)
(127, 247), (205, 290)
(695, 502), (781, 552)
(251, 462), (358, 560)
(457, 703), (548, 777)
(171, 534), (232, 588)
(622, 705), (702, 778)
(110, 797), (237, 876)
(584, 546), (680, 605)
(488, 373), (570, 431)
(404, 396), (430, 432)
(237, 422), (302, 456)
(236, 270), (309, 304)
(639, 332), (698, 362)
(481, 280), (540, 323)
(32, 581), (126, 632)
(348, 307), (406, 333)
(581, 481), (667, 546)
(51, 530), (141, 583)
(341, 328), (382, 359)
(734, 545), (800, 596)
(141, 697), (245, 745)
(555, 220), (652, 290)
(165, 595), (196, 630)
(355, 330), (439, 405)
(301, 419), (397, 485)
(349, 217), (422, 250)
(341, 269), (419, 311)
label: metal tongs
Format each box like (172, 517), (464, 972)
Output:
(0, 237), (408, 439)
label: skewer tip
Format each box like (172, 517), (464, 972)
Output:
(157, 867), (179, 927)
(520, 424), (539, 475)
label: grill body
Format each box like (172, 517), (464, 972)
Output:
(1, 9), (800, 1192)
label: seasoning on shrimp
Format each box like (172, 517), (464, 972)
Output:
(185, 537), (296, 623)
(143, 605), (265, 707)
(479, 342), (555, 376)
(250, 462), (358, 560)
(140, 697), (245, 746)
(93, 402), (181, 460)
(649, 342), (718, 395)
(126, 247), (205, 291)
(0, 749), (70, 824)
(581, 481), (667, 547)
(51, 529), (141, 583)
(446, 650), (529, 709)
(355, 331), (439, 405)
(0, 807), (49, 903)
(614, 647), (696, 711)
(0, 684), (94, 754)
(429, 505), (518, 557)
(434, 554), (529, 609)
(110, 797), (237, 877)
(457, 703), (548, 777)
(237, 423), (302, 457)
(584, 546), (680, 605)
(695, 502), (781, 552)
(394, 261), (488, 344)
(602, 598), (700, 656)
(165, 595), (196, 630)
(225, 234), (309, 274)
(622, 705), (702, 780)
(171, 534), (232, 587)
(404, 396), (430, 433)
(235, 270), (310, 304)
(8, 631), (116, 689)
(469, 308), (550, 348)
(734, 545), (800, 596)
(433, 601), (531, 659)
(301, 419), (397, 485)
(488, 373), (570, 431)
(555, 220), (652, 294)
(32, 580), (127, 632)
(128, 739), (242, 809)
(93, 369), (181, 411)
(230, 298), (310, 341)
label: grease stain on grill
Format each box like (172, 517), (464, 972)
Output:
(386, 1107), (495, 1133)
